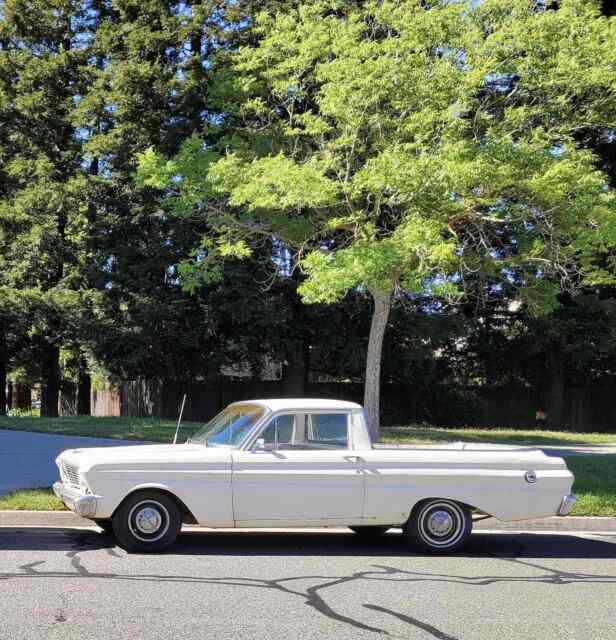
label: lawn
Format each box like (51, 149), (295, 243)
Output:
(380, 425), (616, 447)
(0, 415), (204, 443)
(0, 488), (64, 511)
(2, 415), (616, 447)
(566, 456), (616, 517)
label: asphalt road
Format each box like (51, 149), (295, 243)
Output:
(1, 527), (615, 640)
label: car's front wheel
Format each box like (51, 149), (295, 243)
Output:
(112, 491), (181, 553)
(404, 499), (472, 554)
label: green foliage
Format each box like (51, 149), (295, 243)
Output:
(3, 0), (616, 429)
(0, 1), (92, 412)
(7, 406), (40, 418)
(145, 0), (616, 314)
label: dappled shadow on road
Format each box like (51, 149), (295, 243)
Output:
(0, 529), (615, 638)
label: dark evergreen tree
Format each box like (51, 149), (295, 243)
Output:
(0, 0), (92, 415)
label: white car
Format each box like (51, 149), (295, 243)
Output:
(54, 398), (576, 553)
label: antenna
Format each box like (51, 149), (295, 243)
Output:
(173, 393), (187, 445)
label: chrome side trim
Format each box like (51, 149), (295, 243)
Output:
(558, 494), (576, 516)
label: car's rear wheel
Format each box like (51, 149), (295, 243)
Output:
(404, 499), (472, 554)
(349, 526), (391, 537)
(112, 491), (181, 553)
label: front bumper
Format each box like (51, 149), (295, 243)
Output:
(558, 494), (577, 516)
(53, 481), (99, 518)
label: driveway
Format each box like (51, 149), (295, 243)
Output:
(0, 430), (142, 495)
(0, 527), (614, 639)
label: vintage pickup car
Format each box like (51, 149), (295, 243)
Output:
(54, 398), (576, 553)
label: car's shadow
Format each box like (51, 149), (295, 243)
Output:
(0, 527), (615, 559)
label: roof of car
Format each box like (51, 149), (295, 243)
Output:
(230, 398), (363, 411)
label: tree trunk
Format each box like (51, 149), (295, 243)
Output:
(40, 343), (61, 417)
(363, 290), (392, 441)
(13, 384), (31, 411)
(543, 347), (566, 430)
(282, 340), (308, 397)
(0, 360), (6, 416)
(6, 380), (12, 412)
(77, 363), (91, 416)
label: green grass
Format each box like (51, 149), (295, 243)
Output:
(0, 488), (64, 511)
(0, 415), (203, 443)
(381, 425), (616, 447)
(2, 416), (616, 447)
(567, 456), (616, 516)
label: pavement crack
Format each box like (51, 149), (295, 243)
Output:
(65, 551), (90, 576)
(365, 605), (459, 640)
(19, 561), (45, 574)
(3, 532), (616, 637)
(54, 610), (67, 623)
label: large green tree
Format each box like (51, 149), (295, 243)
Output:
(0, 0), (92, 416)
(141, 0), (616, 436)
(73, 0), (214, 387)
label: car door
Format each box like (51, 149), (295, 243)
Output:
(231, 412), (364, 525)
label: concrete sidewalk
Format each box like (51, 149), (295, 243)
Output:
(1, 510), (615, 533)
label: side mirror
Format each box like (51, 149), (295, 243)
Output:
(254, 438), (275, 452)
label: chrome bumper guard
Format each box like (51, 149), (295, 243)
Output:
(53, 481), (98, 518)
(558, 494), (576, 516)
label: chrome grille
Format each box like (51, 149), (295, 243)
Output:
(62, 462), (80, 488)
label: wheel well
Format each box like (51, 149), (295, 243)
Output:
(114, 488), (198, 525)
(407, 497), (480, 523)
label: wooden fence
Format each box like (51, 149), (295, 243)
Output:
(89, 378), (616, 432)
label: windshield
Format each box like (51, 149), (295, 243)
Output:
(190, 404), (266, 447)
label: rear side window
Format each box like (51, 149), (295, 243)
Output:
(307, 413), (348, 449)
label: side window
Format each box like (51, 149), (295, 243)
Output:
(306, 413), (349, 449)
(260, 414), (295, 448)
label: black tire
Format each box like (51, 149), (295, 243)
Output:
(349, 526), (391, 537)
(404, 499), (472, 554)
(111, 491), (181, 553)
(93, 519), (114, 536)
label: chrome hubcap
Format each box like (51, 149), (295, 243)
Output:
(427, 510), (454, 537)
(134, 507), (163, 535)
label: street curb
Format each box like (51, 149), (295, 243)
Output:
(1, 511), (615, 532)
(0, 511), (91, 527)
(473, 516), (616, 532)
